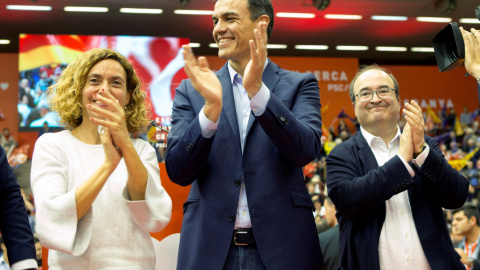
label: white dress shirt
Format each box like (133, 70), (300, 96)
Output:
(199, 60), (270, 229)
(360, 126), (431, 270)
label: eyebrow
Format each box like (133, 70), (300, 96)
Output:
(212, 11), (238, 21)
(87, 73), (125, 82)
(359, 85), (391, 91)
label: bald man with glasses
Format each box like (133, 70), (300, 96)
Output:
(326, 64), (469, 270)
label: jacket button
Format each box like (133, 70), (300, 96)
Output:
(234, 179), (241, 186)
(228, 215), (235, 222)
(278, 115), (287, 124)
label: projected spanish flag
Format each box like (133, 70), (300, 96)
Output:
(19, 34), (86, 71)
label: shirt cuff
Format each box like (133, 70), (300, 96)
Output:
(199, 107), (218, 138)
(412, 144), (430, 168)
(11, 259), (38, 270)
(250, 83), (270, 116)
(397, 154), (415, 178)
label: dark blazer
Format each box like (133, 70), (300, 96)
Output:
(319, 226), (340, 270)
(326, 132), (468, 270)
(166, 60), (324, 269)
(0, 146), (36, 265)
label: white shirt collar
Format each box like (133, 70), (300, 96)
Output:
(360, 125), (401, 147)
(227, 59), (269, 85)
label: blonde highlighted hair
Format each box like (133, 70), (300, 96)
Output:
(47, 48), (150, 133)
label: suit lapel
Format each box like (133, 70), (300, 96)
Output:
(245, 59), (280, 135)
(354, 133), (378, 172)
(217, 63), (241, 147)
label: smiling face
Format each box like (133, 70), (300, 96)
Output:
(212, 0), (267, 65)
(81, 59), (130, 122)
(353, 69), (400, 137)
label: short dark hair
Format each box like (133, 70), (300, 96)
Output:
(324, 196), (334, 207)
(453, 203), (480, 226)
(349, 64), (400, 104)
(215, 0), (274, 39)
(247, 0), (274, 40)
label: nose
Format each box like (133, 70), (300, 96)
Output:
(370, 91), (382, 103)
(213, 21), (227, 40)
(99, 82), (112, 94)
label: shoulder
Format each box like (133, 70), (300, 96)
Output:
(131, 138), (155, 152)
(328, 134), (360, 157)
(273, 63), (315, 81)
(424, 135), (437, 145)
(34, 131), (72, 158)
(318, 226), (339, 242)
(36, 130), (68, 146)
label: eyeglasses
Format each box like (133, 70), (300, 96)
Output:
(354, 88), (396, 102)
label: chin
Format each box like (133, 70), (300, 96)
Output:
(217, 50), (230, 60)
(218, 46), (238, 60)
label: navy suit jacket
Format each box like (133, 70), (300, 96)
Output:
(166, 60), (324, 269)
(0, 146), (36, 265)
(326, 132), (468, 270)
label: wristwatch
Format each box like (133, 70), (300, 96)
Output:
(413, 142), (427, 158)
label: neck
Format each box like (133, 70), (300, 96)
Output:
(466, 226), (480, 244)
(364, 124), (398, 146)
(229, 53), (256, 77)
(71, 120), (101, 145)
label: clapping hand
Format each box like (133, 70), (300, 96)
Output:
(243, 21), (269, 99)
(182, 45), (222, 122)
(87, 89), (129, 167)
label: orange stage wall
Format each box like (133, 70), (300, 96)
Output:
(0, 54), (19, 141)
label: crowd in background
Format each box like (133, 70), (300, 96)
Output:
(18, 65), (64, 128)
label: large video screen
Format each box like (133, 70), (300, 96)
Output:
(18, 34), (188, 132)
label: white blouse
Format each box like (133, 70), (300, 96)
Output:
(31, 130), (172, 269)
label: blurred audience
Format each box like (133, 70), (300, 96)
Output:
(318, 197), (339, 270)
(452, 203), (480, 269)
(0, 128), (16, 155)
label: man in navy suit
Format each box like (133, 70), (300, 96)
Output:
(326, 63), (469, 270)
(0, 145), (37, 270)
(165, 0), (323, 269)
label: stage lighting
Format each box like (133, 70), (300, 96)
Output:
(313, 0), (330, 11)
